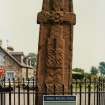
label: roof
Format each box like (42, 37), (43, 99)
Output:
(10, 52), (24, 56)
(0, 46), (33, 69)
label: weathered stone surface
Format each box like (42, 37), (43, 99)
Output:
(36, 0), (76, 105)
(37, 11), (76, 24)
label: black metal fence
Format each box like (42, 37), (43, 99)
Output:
(0, 78), (105, 105)
(71, 78), (105, 105)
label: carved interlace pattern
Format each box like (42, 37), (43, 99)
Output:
(47, 47), (64, 67)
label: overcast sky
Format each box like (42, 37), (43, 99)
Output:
(0, 0), (105, 72)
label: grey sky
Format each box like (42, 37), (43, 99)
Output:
(0, 0), (105, 71)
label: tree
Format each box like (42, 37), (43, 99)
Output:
(84, 72), (91, 80)
(72, 68), (84, 80)
(99, 62), (105, 76)
(24, 53), (37, 67)
(90, 66), (98, 76)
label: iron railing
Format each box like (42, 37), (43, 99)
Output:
(0, 78), (105, 105)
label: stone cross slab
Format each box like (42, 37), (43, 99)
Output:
(36, 0), (76, 105)
(37, 11), (76, 25)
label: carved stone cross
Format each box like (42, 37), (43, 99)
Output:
(36, 0), (76, 105)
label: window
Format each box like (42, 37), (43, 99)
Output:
(6, 71), (15, 81)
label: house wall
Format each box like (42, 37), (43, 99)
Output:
(22, 68), (26, 79)
(0, 48), (33, 80)
(4, 55), (22, 80)
(22, 68), (34, 80)
(28, 68), (34, 78)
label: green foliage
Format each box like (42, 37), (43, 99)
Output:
(72, 73), (84, 80)
(90, 66), (98, 76)
(72, 68), (84, 80)
(26, 53), (37, 67)
(99, 61), (105, 76)
(84, 72), (91, 79)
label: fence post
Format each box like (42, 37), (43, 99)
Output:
(3, 78), (6, 105)
(103, 78), (105, 105)
(0, 92), (3, 105)
(100, 78), (102, 105)
(79, 81), (82, 105)
(13, 78), (16, 105)
(32, 78), (35, 105)
(75, 79), (78, 95)
(99, 77), (101, 105)
(70, 83), (73, 95)
(88, 78), (91, 105)
(97, 79), (99, 105)
(62, 85), (64, 95)
(18, 78), (20, 105)
(0, 85), (3, 105)
(84, 78), (87, 105)
(22, 78), (26, 105)
(9, 79), (11, 105)
(27, 78), (30, 105)
(35, 83), (39, 105)
(54, 84), (56, 95)
(93, 78), (96, 105)
(102, 78), (104, 105)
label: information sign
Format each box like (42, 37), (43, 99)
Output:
(43, 95), (77, 105)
